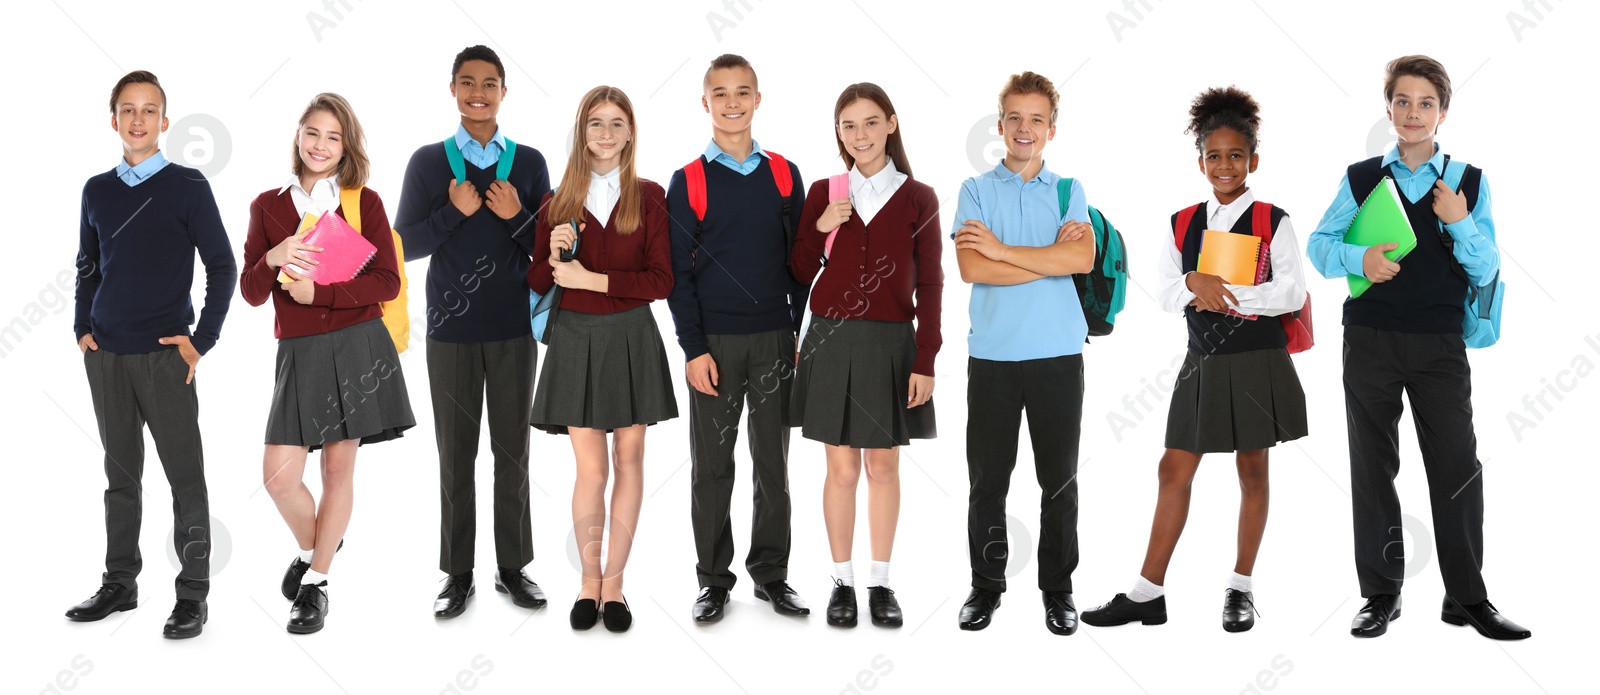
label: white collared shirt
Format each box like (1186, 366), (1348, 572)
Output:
(281, 174), (341, 220)
(848, 158), (907, 226)
(586, 167), (621, 223)
(1156, 189), (1308, 317)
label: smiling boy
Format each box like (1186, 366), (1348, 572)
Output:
(950, 71), (1095, 636)
(66, 70), (237, 639)
(395, 44), (551, 619)
(666, 53), (810, 624)
(1307, 55), (1528, 641)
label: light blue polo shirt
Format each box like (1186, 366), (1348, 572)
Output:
(950, 161), (1089, 361)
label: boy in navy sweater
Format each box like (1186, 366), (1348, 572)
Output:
(667, 54), (810, 623)
(66, 71), (236, 639)
(395, 45), (551, 618)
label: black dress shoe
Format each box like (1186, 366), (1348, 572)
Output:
(754, 581), (810, 616)
(1350, 594), (1401, 638)
(868, 586), (903, 628)
(494, 568), (548, 608)
(1082, 593), (1167, 627)
(570, 599), (599, 630)
(692, 586), (730, 624)
(288, 584), (328, 634)
(1442, 597), (1531, 640)
(280, 539), (343, 600)
(826, 580), (858, 628)
(65, 584), (137, 622)
(602, 598), (633, 632)
(1222, 588), (1257, 633)
(958, 588), (1001, 631)
(162, 599), (207, 639)
(1044, 591), (1078, 635)
(434, 572), (475, 619)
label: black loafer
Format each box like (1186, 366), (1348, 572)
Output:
(1044, 591), (1078, 635)
(66, 584), (138, 622)
(281, 539), (343, 600)
(868, 586), (903, 628)
(692, 586), (730, 624)
(754, 581), (810, 616)
(1350, 594), (1401, 638)
(958, 588), (1001, 631)
(1222, 588), (1257, 633)
(602, 599), (633, 632)
(162, 599), (207, 639)
(1442, 597), (1531, 640)
(433, 572), (475, 619)
(494, 567), (548, 608)
(570, 599), (599, 630)
(288, 584), (328, 634)
(1082, 593), (1167, 627)
(826, 580), (857, 628)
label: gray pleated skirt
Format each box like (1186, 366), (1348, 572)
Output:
(266, 318), (416, 451)
(791, 315), (936, 449)
(1164, 347), (1307, 454)
(529, 305), (679, 435)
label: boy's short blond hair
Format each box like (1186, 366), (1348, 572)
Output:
(998, 71), (1059, 124)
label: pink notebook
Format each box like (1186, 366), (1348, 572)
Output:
(277, 210), (378, 285)
(822, 173), (851, 260)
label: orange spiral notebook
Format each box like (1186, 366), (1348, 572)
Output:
(1197, 229), (1267, 286)
(277, 210), (378, 285)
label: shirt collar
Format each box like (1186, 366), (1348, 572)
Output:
(279, 173), (340, 197)
(1208, 189), (1256, 222)
(455, 124), (506, 153)
(116, 150), (169, 182)
(590, 167), (621, 191)
(850, 158), (900, 196)
(702, 139), (767, 164)
(988, 159), (1056, 186)
(1380, 141), (1444, 175)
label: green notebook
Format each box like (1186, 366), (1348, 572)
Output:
(1344, 177), (1417, 298)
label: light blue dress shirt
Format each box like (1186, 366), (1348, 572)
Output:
(950, 161), (1090, 361)
(115, 150), (170, 187)
(1307, 142), (1499, 286)
(454, 124), (507, 170)
(703, 139), (767, 175)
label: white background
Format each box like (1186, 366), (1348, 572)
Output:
(2, 1), (1592, 693)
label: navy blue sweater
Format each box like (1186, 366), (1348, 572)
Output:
(665, 156), (808, 361)
(395, 140), (550, 343)
(74, 163), (236, 355)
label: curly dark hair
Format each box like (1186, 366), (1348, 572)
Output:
(1186, 86), (1261, 153)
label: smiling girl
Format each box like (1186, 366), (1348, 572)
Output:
(240, 92), (415, 634)
(527, 85), (677, 633)
(789, 83), (942, 629)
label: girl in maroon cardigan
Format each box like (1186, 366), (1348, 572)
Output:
(240, 93), (415, 634)
(790, 83), (943, 629)
(527, 86), (677, 632)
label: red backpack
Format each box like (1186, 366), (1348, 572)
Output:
(1174, 201), (1314, 354)
(683, 152), (795, 267)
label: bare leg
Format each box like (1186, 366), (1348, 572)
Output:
(263, 444), (314, 551)
(1137, 449), (1205, 586)
(570, 427), (609, 601)
(822, 444), (863, 563)
(863, 448), (901, 563)
(601, 425), (646, 603)
(309, 439), (359, 574)
(1233, 449), (1271, 577)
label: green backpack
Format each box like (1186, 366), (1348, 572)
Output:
(1056, 177), (1129, 337)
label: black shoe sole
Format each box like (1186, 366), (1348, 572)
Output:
(1222, 620), (1255, 633)
(871, 616), (903, 628)
(164, 615), (208, 640)
(827, 614), (858, 628)
(1440, 612), (1531, 640)
(66, 602), (138, 622)
(1082, 613), (1166, 627)
(691, 612), (724, 624)
(495, 582), (549, 609)
(287, 621), (325, 634)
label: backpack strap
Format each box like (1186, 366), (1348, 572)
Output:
(1250, 200), (1274, 246)
(684, 158), (708, 266)
(1057, 177), (1074, 218)
(1345, 155), (1387, 208)
(339, 187), (362, 232)
(1172, 203), (1203, 251)
(443, 137), (466, 183)
(767, 152), (796, 253)
(497, 138), (517, 180)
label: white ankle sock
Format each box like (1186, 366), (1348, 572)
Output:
(833, 561), (854, 587)
(868, 561), (890, 589)
(297, 548), (314, 563)
(302, 569), (328, 587)
(1129, 576), (1164, 603)
(1228, 572), (1253, 593)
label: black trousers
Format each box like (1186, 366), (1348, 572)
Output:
(1344, 325), (1487, 604)
(427, 336), (537, 575)
(83, 348), (210, 600)
(966, 354), (1084, 593)
(689, 330), (795, 589)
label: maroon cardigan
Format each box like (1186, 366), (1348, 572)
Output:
(527, 180), (673, 314)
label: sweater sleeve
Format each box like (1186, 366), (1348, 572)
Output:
(240, 195), (279, 308)
(911, 185), (944, 376)
(395, 145), (467, 261)
(186, 178), (237, 355)
(665, 169), (708, 361)
(785, 160), (810, 335)
(312, 191), (401, 309)
(605, 182), (674, 301)
(527, 192), (556, 296)
(73, 183), (101, 341)
(503, 145), (549, 257)
(789, 180), (829, 287)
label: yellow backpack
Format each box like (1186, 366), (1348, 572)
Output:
(339, 187), (411, 353)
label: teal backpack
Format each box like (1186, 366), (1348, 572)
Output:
(1055, 177), (1129, 337)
